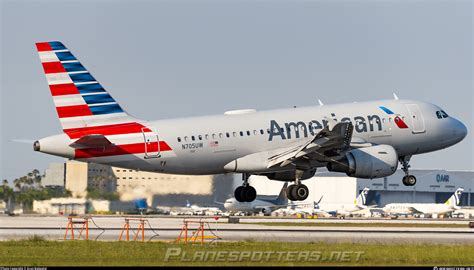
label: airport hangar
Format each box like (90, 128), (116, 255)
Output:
(41, 161), (473, 210)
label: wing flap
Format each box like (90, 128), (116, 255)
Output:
(267, 122), (354, 168)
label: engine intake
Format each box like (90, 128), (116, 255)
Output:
(327, 145), (398, 179)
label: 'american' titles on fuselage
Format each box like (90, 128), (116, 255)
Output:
(269, 113), (384, 141)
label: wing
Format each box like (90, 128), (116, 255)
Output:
(69, 134), (114, 149)
(407, 206), (424, 214)
(267, 122), (355, 168)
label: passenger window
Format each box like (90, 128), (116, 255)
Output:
(441, 110), (448, 118)
(260, 129), (264, 135)
(219, 133), (223, 138)
(247, 131), (251, 136)
(177, 137), (181, 142)
(184, 136), (188, 142)
(198, 135), (202, 140)
(226, 132), (230, 138)
(233, 132), (237, 137)
(240, 131), (244, 136)
(253, 130), (257, 135)
(205, 134), (209, 140)
(191, 136), (195, 141)
(212, 134), (216, 139)
(436, 111), (442, 119)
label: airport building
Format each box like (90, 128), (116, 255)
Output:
(249, 169), (474, 207)
(41, 160), (234, 210)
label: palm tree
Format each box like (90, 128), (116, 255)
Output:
(13, 179), (21, 191)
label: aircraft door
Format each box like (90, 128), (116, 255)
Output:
(142, 127), (161, 158)
(405, 104), (426, 134)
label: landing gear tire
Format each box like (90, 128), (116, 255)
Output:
(402, 175), (417, 186)
(287, 184), (309, 201)
(286, 185), (295, 201)
(234, 185), (257, 202)
(234, 186), (244, 202)
(400, 156), (417, 187)
(242, 186), (257, 202)
(294, 184), (309, 201)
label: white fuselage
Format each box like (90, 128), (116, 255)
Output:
(318, 204), (365, 215)
(383, 203), (455, 215)
(37, 99), (467, 176)
(223, 198), (282, 214)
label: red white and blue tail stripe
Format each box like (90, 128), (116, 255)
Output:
(36, 41), (173, 159)
(36, 41), (136, 131)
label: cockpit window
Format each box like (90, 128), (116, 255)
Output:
(436, 111), (442, 119)
(440, 110), (448, 118)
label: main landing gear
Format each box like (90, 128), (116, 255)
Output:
(234, 173), (257, 202)
(286, 170), (309, 201)
(400, 156), (416, 186)
(233, 171), (310, 202)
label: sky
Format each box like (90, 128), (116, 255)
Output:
(1, 0), (473, 182)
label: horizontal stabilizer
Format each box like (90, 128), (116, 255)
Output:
(69, 134), (114, 149)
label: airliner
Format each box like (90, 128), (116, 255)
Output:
(33, 41), (468, 203)
(317, 188), (373, 217)
(170, 200), (221, 216)
(221, 183), (289, 215)
(383, 188), (464, 217)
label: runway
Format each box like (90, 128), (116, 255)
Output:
(1, 215), (473, 244)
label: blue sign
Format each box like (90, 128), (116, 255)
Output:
(436, 174), (450, 183)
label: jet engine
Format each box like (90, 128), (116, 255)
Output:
(262, 207), (273, 215)
(327, 145), (398, 179)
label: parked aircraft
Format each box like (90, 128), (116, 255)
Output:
(170, 200), (221, 216)
(383, 188), (464, 217)
(220, 183), (289, 215)
(316, 187), (373, 217)
(287, 198), (332, 217)
(33, 41), (468, 203)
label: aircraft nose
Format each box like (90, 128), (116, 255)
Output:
(451, 118), (468, 142)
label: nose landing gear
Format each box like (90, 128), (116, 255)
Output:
(400, 156), (417, 186)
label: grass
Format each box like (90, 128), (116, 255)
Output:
(246, 222), (469, 228)
(0, 239), (473, 266)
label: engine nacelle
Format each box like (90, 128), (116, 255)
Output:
(262, 169), (316, 181)
(327, 145), (398, 179)
(262, 207), (273, 215)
